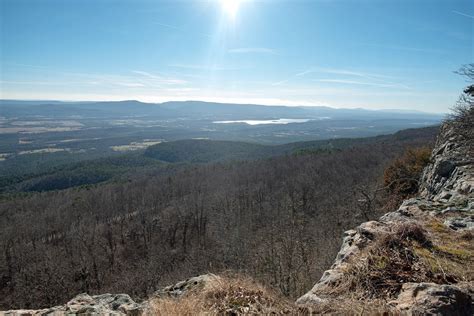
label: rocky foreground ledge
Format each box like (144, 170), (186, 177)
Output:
(3, 274), (293, 315)
(2, 275), (214, 315)
(3, 293), (143, 315)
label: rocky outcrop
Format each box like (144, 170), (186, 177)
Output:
(3, 293), (143, 316)
(420, 123), (474, 203)
(3, 275), (221, 316)
(392, 283), (472, 315)
(153, 274), (220, 298)
(444, 215), (474, 231)
(297, 118), (474, 314)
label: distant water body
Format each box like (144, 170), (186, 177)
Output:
(213, 118), (318, 126)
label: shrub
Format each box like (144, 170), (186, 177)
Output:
(383, 147), (432, 198)
(395, 222), (431, 247)
(451, 64), (474, 143)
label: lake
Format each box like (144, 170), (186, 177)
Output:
(213, 118), (313, 125)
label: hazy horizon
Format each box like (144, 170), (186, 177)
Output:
(0, 97), (449, 115)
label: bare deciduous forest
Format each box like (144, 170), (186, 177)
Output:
(0, 126), (438, 309)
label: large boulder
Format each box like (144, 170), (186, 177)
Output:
(393, 283), (472, 315)
(435, 160), (456, 178)
(444, 216), (474, 231)
(3, 293), (143, 316)
(154, 274), (220, 298)
(66, 293), (142, 315)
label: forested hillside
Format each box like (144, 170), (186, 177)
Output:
(0, 127), (437, 193)
(0, 126), (437, 309)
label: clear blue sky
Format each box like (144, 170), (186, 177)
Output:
(1, 0), (472, 112)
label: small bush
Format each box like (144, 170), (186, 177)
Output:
(451, 64), (474, 142)
(395, 222), (431, 247)
(383, 147), (432, 198)
(380, 223), (429, 250)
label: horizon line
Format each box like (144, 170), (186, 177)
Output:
(0, 98), (447, 115)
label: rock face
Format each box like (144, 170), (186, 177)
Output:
(3, 275), (220, 316)
(393, 283), (472, 315)
(444, 215), (474, 231)
(420, 122), (474, 203)
(297, 119), (474, 314)
(153, 274), (220, 298)
(3, 293), (143, 316)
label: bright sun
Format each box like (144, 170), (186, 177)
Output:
(220, 0), (242, 18)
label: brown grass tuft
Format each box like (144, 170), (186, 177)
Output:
(394, 222), (431, 247)
(147, 274), (296, 315)
(414, 218), (474, 283)
(300, 298), (397, 315)
(333, 223), (433, 299)
(460, 230), (473, 241)
(332, 219), (474, 301)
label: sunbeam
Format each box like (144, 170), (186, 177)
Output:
(219, 0), (242, 19)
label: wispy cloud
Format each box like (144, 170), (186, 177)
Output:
(151, 22), (180, 30)
(151, 21), (212, 38)
(271, 78), (291, 86)
(3, 62), (51, 70)
(132, 70), (187, 85)
(131, 70), (161, 79)
(318, 68), (398, 81)
(361, 43), (445, 54)
(168, 63), (247, 71)
(1, 63), (188, 90)
(295, 69), (316, 77)
(228, 47), (277, 54)
(271, 69), (317, 86)
(316, 79), (407, 89)
(273, 67), (392, 86)
(452, 10), (474, 19)
(115, 82), (146, 87)
(0, 80), (84, 86)
(272, 67), (410, 89)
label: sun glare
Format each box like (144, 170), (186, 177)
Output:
(220, 0), (241, 18)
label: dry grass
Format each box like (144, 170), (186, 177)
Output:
(415, 218), (474, 283)
(147, 274), (297, 315)
(394, 222), (431, 246)
(147, 279), (396, 316)
(332, 219), (474, 301)
(146, 218), (473, 315)
(148, 296), (205, 316)
(300, 299), (397, 315)
(333, 222), (432, 299)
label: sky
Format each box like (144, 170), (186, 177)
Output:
(0, 0), (473, 113)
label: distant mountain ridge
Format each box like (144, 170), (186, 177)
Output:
(0, 99), (444, 121)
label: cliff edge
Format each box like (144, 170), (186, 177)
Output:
(297, 107), (473, 314)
